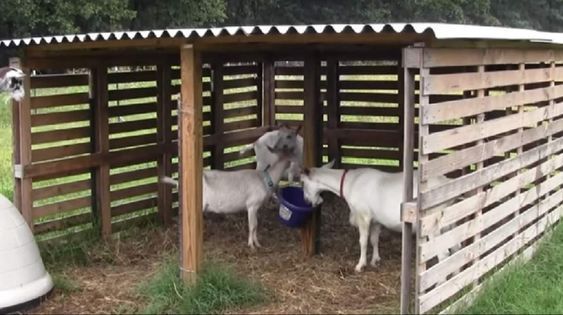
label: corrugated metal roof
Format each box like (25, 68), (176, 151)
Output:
(2, 23), (563, 48)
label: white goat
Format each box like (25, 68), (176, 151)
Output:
(163, 147), (292, 249)
(0, 67), (25, 101)
(301, 161), (457, 272)
(240, 125), (303, 183)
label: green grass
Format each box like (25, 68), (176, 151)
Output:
(460, 222), (563, 314)
(139, 256), (266, 314)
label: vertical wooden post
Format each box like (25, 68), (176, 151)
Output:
(301, 54), (322, 256)
(326, 57), (340, 167)
(416, 55), (430, 315)
(211, 62), (224, 170)
(9, 57), (32, 229)
(157, 62), (173, 225)
(400, 47), (418, 315)
(262, 57), (276, 127)
(179, 44), (203, 284)
(90, 66), (111, 238)
(398, 61), (405, 171)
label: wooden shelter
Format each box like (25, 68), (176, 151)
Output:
(2, 23), (563, 313)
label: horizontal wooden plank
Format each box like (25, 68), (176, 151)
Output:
(109, 134), (157, 150)
(423, 48), (563, 68)
(420, 172), (563, 264)
(110, 183), (157, 201)
(30, 93), (90, 109)
(108, 102), (156, 117)
(223, 148), (255, 162)
(340, 163), (399, 172)
(275, 67), (303, 76)
(275, 105), (304, 114)
(33, 196), (91, 218)
(419, 203), (562, 314)
(224, 162), (256, 171)
(223, 65), (259, 76)
(341, 147), (400, 160)
(223, 106), (257, 119)
(422, 116), (563, 179)
(339, 92), (398, 103)
(31, 109), (91, 127)
(422, 101), (563, 155)
(110, 167), (157, 185)
(107, 70), (156, 84)
(34, 212), (92, 234)
(423, 67), (560, 95)
(275, 91), (303, 100)
(223, 77), (257, 90)
(275, 80), (304, 89)
(32, 126), (90, 145)
(339, 65), (398, 75)
(324, 128), (401, 147)
(223, 119), (259, 132)
(420, 150), (563, 237)
(32, 178), (91, 200)
(422, 85), (563, 124)
(112, 197), (158, 218)
(420, 186), (563, 292)
(339, 80), (397, 90)
(340, 106), (399, 117)
(32, 142), (91, 162)
(31, 74), (89, 89)
(109, 118), (157, 134)
(108, 87), (157, 101)
(223, 91), (258, 103)
(420, 135), (563, 209)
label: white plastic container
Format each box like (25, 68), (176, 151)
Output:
(0, 194), (53, 312)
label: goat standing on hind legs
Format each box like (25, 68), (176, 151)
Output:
(300, 161), (459, 272)
(0, 67), (25, 101)
(162, 146), (293, 250)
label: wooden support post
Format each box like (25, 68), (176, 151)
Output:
(211, 63), (224, 170)
(157, 62), (173, 225)
(400, 48), (417, 314)
(9, 57), (32, 229)
(90, 66), (111, 238)
(262, 57), (276, 127)
(179, 44), (203, 284)
(326, 57), (340, 167)
(415, 65), (430, 315)
(301, 54), (322, 256)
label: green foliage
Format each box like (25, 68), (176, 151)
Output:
(140, 257), (266, 314)
(461, 222), (563, 314)
(129, 0), (226, 29)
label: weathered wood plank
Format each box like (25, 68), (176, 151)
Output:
(32, 126), (91, 145)
(31, 109), (91, 127)
(30, 93), (90, 109)
(421, 116), (563, 179)
(110, 183), (157, 201)
(418, 203), (562, 314)
(112, 197), (158, 217)
(33, 196), (91, 218)
(34, 212), (92, 234)
(110, 167), (157, 185)
(32, 179), (91, 200)
(423, 67), (558, 95)
(107, 70), (157, 84)
(31, 74), (89, 89)
(422, 85), (563, 124)
(422, 101), (563, 154)
(179, 44), (204, 284)
(108, 102), (156, 117)
(422, 48), (557, 68)
(108, 87), (157, 101)
(33, 142), (91, 162)
(109, 134), (157, 150)
(223, 91), (258, 103)
(421, 135), (563, 209)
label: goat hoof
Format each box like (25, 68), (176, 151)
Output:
(370, 256), (381, 266)
(354, 264), (365, 273)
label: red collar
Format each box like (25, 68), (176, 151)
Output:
(339, 169), (349, 200)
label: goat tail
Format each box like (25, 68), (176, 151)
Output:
(239, 143), (255, 156)
(160, 176), (178, 187)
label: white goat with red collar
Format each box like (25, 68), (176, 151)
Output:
(300, 161), (456, 272)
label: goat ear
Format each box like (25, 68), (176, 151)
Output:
(266, 145), (275, 153)
(302, 168), (311, 176)
(321, 159), (335, 169)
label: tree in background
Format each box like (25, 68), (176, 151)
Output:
(1, 0), (562, 40)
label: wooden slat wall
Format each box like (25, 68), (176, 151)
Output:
(415, 48), (563, 314)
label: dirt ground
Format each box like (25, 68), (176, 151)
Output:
(28, 193), (402, 314)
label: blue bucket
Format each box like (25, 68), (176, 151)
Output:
(277, 186), (316, 228)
